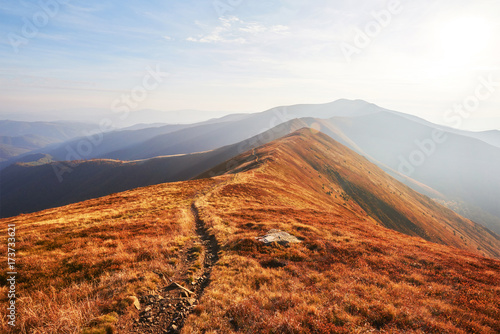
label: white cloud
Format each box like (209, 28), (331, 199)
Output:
(187, 16), (289, 44)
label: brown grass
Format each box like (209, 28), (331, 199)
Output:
(182, 130), (500, 333)
(0, 178), (220, 333)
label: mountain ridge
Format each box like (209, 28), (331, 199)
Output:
(201, 128), (500, 258)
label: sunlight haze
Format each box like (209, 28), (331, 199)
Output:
(1, 0), (499, 129)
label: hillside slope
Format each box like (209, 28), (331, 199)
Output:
(0, 119), (309, 218)
(1, 129), (499, 334)
(199, 128), (500, 259)
(311, 112), (500, 234)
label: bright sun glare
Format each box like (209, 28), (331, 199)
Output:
(438, 17), (492, 65)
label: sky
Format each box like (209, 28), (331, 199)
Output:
(1, 0), (499, 130)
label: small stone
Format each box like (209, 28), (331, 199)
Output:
(187, 298), (196, 306)
(128, 296), (141, 310)
(145, 306), (152, 312)
(256, 229), (301, 245)
(171, 324), (178, 330)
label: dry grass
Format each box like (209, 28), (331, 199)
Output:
(185, 206), (500, 333)
(182, 130), (500, 333)
(0, 178), (220, 333)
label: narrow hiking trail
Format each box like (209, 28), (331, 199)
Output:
(167, 202), (220, 333)
(253, 148), (259, 162)
(127, 182), (226, 334)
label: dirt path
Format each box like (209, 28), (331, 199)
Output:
(127, 202), (219, 334)
(252, 148), (259, 162)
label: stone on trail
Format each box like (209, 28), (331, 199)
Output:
(128, 295), (141, 310)
(256, 229), (301, 245)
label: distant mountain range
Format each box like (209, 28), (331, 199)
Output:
(0, 120), (99, 161)
(1, 99), (500, 236)
(0, 108), (235, 127)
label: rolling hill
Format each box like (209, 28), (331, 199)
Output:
(1, 128), (499, 334)
(0, 123), (196, 168)
(94, 99), (500, 236)
(0, 113), (253, 168)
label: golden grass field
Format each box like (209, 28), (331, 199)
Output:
(0, 177), (221, 333)
(1, 129), (499, 333)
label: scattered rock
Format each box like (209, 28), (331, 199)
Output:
(128, 295), (141, 310)
(145, 306), (152, 312)
(187, 298), (196, 306)
(256, 229), (301, 245)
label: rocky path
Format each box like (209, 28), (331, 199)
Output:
(128, 202), (219, 334)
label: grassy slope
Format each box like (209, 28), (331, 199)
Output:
(0, 178), (224, 333)
(198, 128), (500, 259)
(186, 129), (500, 333)
(1, 129), (499, 333)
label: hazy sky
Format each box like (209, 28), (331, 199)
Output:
(1, 0), (499, 129)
